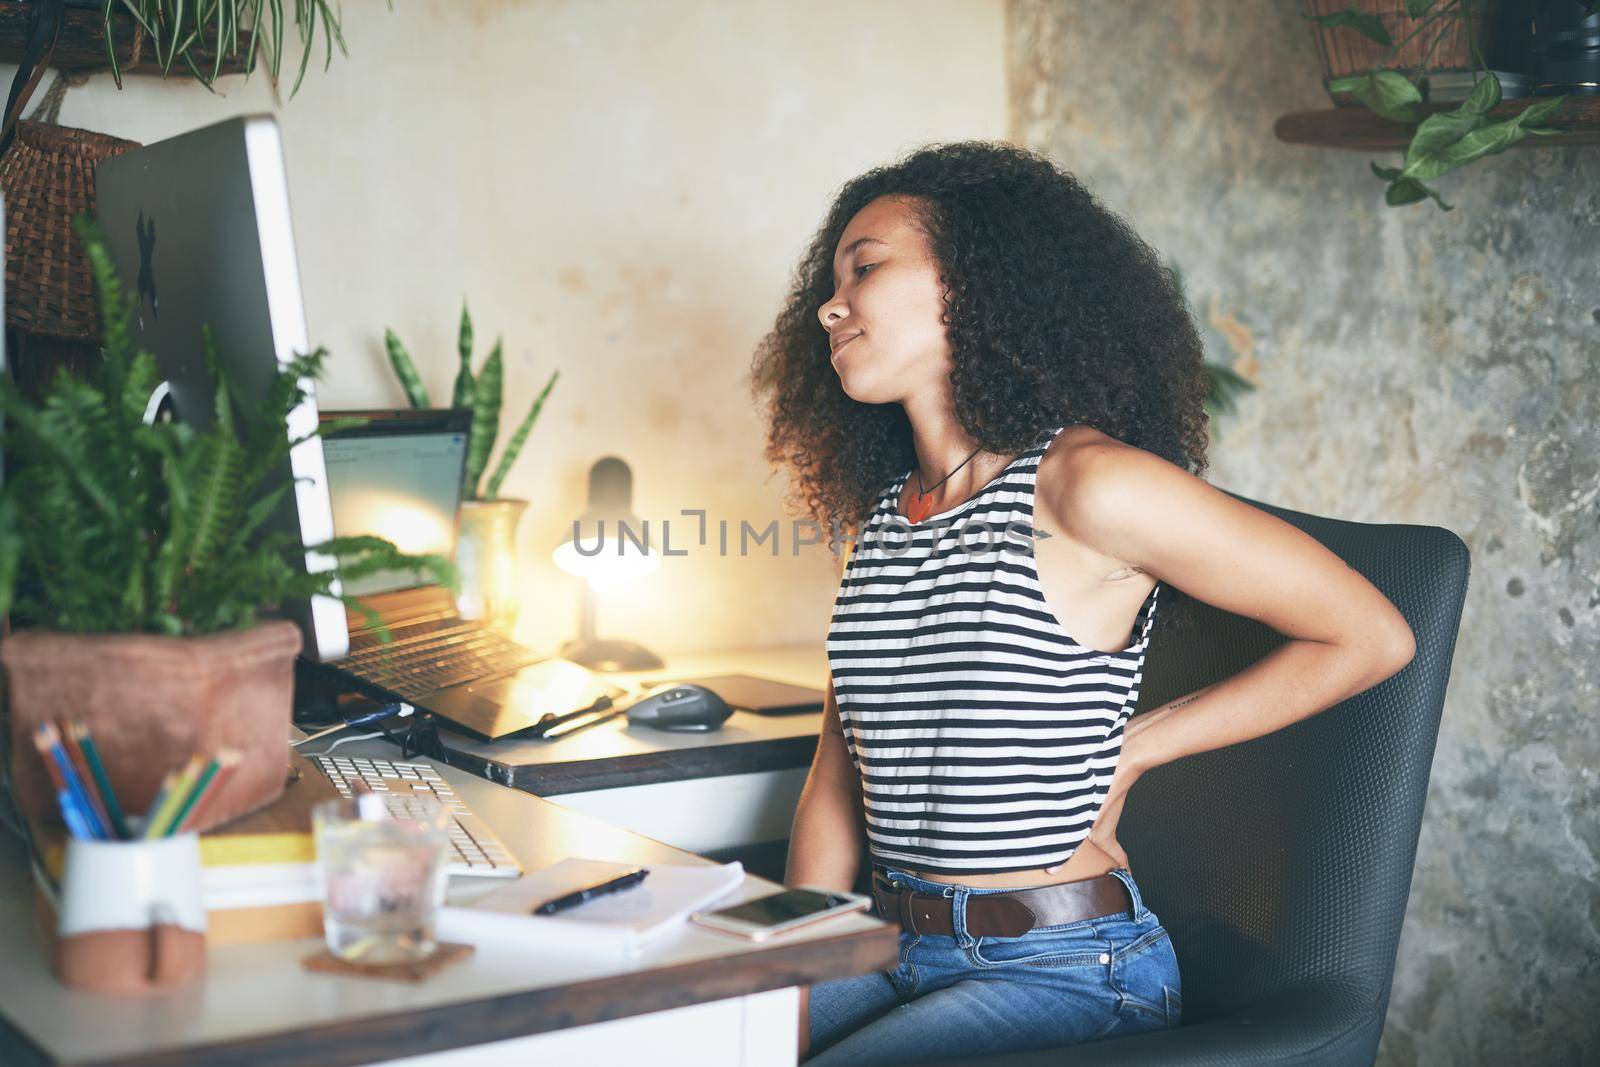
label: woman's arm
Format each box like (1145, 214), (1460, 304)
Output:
(786, 680), (867, 893)
(1047, 440), (1417, 776)
(788, 677), (867, 1062)
(790, 546), (869, 1062)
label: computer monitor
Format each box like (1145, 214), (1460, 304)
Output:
(319, 409), (471, 598)
(93, 114), (347, 659)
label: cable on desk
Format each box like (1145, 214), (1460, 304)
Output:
(377, 712), (447, 762)
(299, 731), (386, 757)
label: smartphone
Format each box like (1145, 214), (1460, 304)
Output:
(689, 886), (872, 941)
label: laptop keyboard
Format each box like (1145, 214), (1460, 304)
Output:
(341, 624), (542, 703)
(311, 754), (523, 879)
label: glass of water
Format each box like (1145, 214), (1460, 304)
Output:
(313, 793), (452, 964)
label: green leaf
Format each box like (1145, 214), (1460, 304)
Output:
(1403, 0), (1436, 17)
(384, 328), (430, 408)
(1370, 161), (1403, 181)
(484, 367), (559, 502)
(1203, 361), (1256, 419)
(463, 338), (504, 500)
(1385, 177), (1454, 211)
(1304, 8), (1392, 46)
(1401, 115), (1531, 181)
(289, 0), (318, 97)
(1332, 71), (1421, 123)
(1461, 72), (1502, 116)
(1404, 107), (1485, 172)
(0, 492), (21, 621)
(1517, 94), (1567, 128)
(1385, 179), (1428, 206)
(452, 300), (475, 408)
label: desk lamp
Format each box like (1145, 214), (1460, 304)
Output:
(552, 456), (664, 671)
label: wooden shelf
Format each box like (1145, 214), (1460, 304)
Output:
(0, 1), (252, 78)
(1275, 94), (1600, 151)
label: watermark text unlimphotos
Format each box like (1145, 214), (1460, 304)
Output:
(566, 509), (1049, 559)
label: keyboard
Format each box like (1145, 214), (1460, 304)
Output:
(340, 624), (543, 703)
(311, 754), (523, 879)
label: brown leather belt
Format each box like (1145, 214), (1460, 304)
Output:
(871, 870), (1133, 938)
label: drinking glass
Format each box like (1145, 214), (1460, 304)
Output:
(312, 793), (452, 964)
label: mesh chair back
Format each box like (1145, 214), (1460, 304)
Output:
(1124, 494), (1470, 1044)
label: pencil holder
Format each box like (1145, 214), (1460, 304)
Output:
(53, 834), (207, 994)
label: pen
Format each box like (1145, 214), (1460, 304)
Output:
(527, 695), (613, 737)
(537, 704), (628, 740)
(532, 867), (650, 915)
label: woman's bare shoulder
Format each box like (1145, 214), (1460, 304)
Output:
(1034, 425), (1155, 578)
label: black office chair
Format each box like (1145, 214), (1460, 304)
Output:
(939, 493), (1471, 1066)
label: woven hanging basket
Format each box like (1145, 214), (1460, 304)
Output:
(1, 120), (141, 343)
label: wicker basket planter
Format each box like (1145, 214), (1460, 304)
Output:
(1, 620), (303, 834)
(1304, 0), (1501, 105)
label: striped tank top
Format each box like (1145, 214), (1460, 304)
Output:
(825, 424), (1161, 875)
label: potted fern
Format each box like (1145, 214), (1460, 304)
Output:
(0, 216), (449, 833)
(384, 303), (559, 633)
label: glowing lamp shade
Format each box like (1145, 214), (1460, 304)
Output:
(551, 457), (664, 671)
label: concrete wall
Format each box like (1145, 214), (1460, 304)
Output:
(1007, 2), (1597, 1063)
(10, 0), (1008, 655)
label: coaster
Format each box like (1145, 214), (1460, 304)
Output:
(301, 941), (474, 982)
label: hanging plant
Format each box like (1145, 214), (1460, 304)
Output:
(101, 0), (391, 98)
(1302, 0), (1584, 210)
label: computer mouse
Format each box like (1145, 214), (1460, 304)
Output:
(625, 684), (733, 732)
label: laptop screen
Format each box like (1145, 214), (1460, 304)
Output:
(320, 411), (470, 597)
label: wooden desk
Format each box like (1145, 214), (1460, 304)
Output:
(424, 645), (830, 857)
(0, 734), (895, 1067)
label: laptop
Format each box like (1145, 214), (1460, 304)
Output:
(303, 408), (626, 740)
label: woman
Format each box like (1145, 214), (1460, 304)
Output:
(750, 142), (1415, 1065)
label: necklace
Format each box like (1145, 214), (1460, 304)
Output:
(906, 445), (983, 523)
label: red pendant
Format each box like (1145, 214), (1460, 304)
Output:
(906, 492), (934, 523)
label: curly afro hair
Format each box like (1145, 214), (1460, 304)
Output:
(750, 140), (1213, 641)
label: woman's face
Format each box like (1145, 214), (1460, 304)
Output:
(816, 195), (952, 404)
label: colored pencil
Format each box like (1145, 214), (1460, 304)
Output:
(140, 769), (181, 840)
(58, 790), (94, 840)
(30, 724), (69, 794)
(59, 721), (116, 840)
(177, 749), (239, 834)
(72, 723), (131, 840)
(166, 755), (221, 836)
(38, 723), (109, 840)
(144, 755), (204, 839)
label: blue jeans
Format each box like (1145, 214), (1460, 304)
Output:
(805, 865), (1182, 1065)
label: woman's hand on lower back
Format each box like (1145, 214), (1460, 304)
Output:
(1043, 745), (1145, 874)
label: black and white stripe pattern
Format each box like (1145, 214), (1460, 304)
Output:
(826, 424), (1161, 875)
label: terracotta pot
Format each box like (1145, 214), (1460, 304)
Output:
(1, 620), (302, 833)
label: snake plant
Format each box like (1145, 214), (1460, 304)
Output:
(383, 302), (560, 502)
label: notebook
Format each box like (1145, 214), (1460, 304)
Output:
(436, 857), (746, 955)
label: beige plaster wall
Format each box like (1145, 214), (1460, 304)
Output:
(11, 0), (1008, 655)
